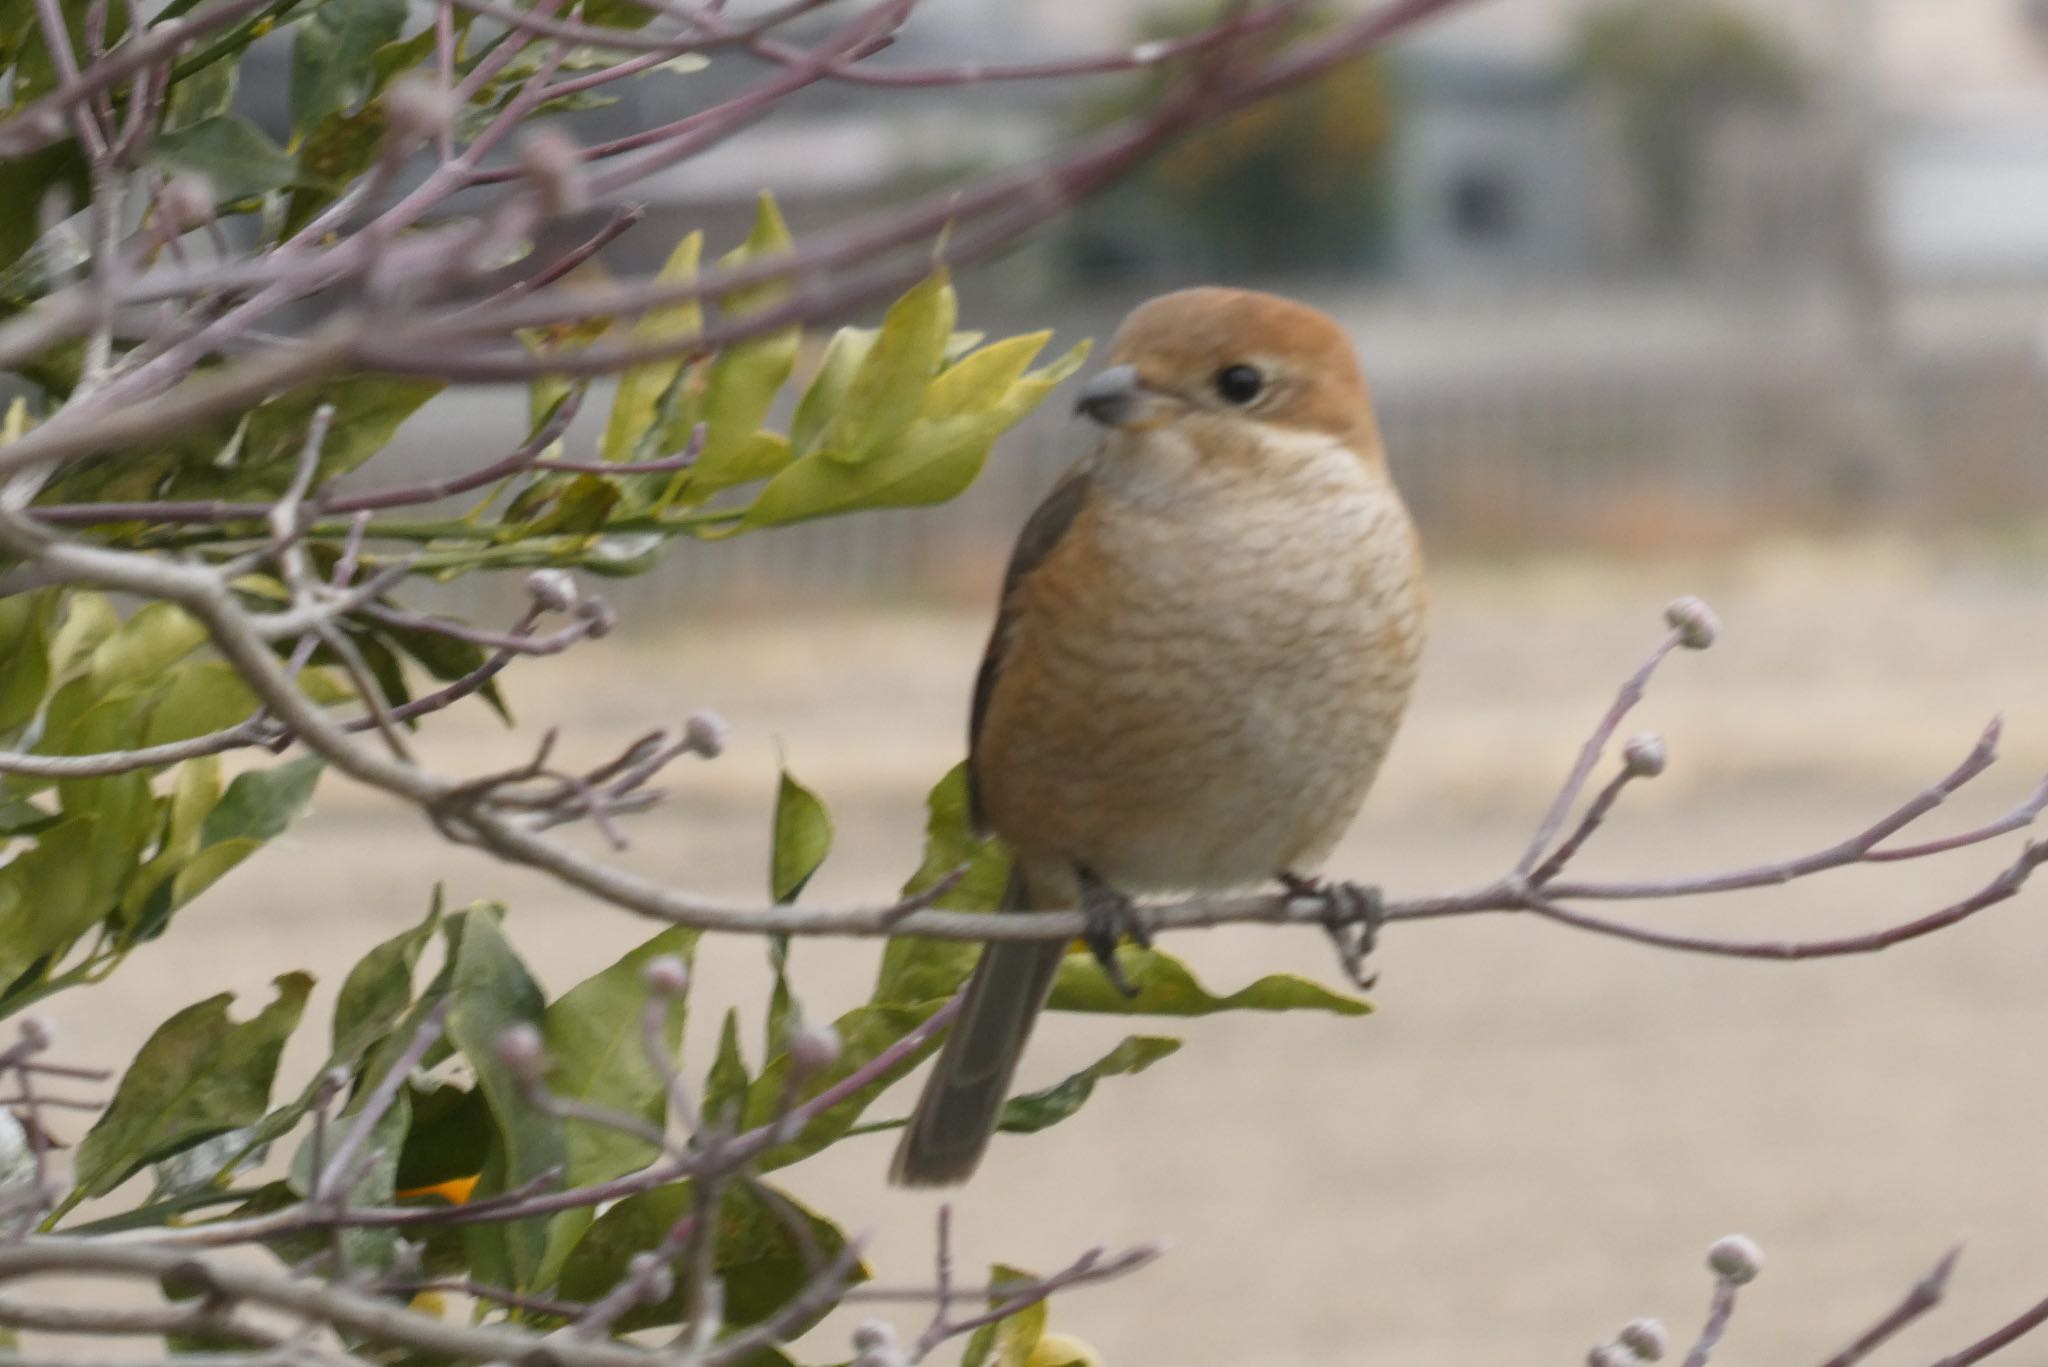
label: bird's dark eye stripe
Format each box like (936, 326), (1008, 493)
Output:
(1215, 364), (1263, 404)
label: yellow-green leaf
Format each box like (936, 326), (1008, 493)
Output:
(821, 270), (956, 462)
(923, 332), (1053, 420)
(789, 327), (877, 456)
(601, 232), (703, 462)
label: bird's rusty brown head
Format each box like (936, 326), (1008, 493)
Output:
(1074, 287), (1378, 453)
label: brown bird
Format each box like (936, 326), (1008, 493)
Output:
(890, 287), (1427, 1187)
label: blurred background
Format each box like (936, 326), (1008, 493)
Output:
(56, 1), (2048, 1363)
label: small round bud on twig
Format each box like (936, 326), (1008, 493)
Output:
(380, 75), (456, 143)
(17, 1016), (53, 1051)
(158, 174), (215, 229)
(683, 710), (728, 759)
(493, 1023), (547, 1082)
(314, 1065), (351, 1103)
(524, 568), (580, 613)
(787, 1021), (842, 1076)
(1707, 1234), (1763, 1284)
(1663, 596), (1720, 650)
(1617, 1318), (1668, 1361)
(575, 596), (617, 639)
(1622, 732), (1667, 779)
(517, 127), (589, 214)
(643, 955), (690, 996)
(852, 1321), (898, 1352)
(627, 1250), (675, 1303)
(1585, 1346), (1636, 1367)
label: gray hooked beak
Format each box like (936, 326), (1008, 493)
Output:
(1074, 364), (1145, 428)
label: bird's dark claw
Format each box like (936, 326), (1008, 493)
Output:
(1281, 873), (1383, 989)
(1078, 870), (1145, 998)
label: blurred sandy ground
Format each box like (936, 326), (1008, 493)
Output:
(40, 532), (2048, 1366)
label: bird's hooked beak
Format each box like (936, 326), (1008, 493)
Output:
(1074, 364), (1150, 429)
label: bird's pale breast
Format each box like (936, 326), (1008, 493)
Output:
(977, 425), (1425, 892)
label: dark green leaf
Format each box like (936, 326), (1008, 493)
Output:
(290, 0), (407, 132)
(702, 1007), (748, 1127)
(996, 1035), (1179, 1133)
(151, 114), (297, 203)
(443, 912), (564, 1289)
(0, 141), (86, 275)
(742, 1002), (943, 1172)
(200, 755), (323, 846)
(332, 898), (442, 1062)
(164, 59), (237, 131)
(0, 800), (57, 836)
(872, 763), (1008, 1008)
(67, 973), (312, 1204)
(557, 1180), (864, 1334)
(393, 1079), (493, 1191)
(542, 926), (699, 1188)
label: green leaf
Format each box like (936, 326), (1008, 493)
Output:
(332, 899), (443, 1063)
(165, 836), (261, 909)
(851, 1035), (1180, 1141)
(0, 815), (106, 991)
(996, 1035), (1179, 1133)
(923, 332), (1052, 420)
(291, 1090), (410, 1271)
(788, 327), (877, 457)
(674, 195), (800, 499)
(741, 1002), (944, 1171)
(0, 588), (56, 734)
(702, 1007), (748, 1126)
(960, 1267), (1048, 1367)
(0, 800), (57, 837)
(736, 411), (1008, 530)
(67, 973), (312, 1203)
(290, 0), (408, 132)
(118, 755), (221, 923)
(542, 926), (700, 1188)
(736, 338), (1084, 531)
(150, 115), (297, 203)
(164, 59), (238, 132)
(88, 602), (207, 691)
(46, 591), (117, 682)
(393, 1077), (493, 1191)
(873, 763), (1008, 1008)
(141, 662), (256, 747)
(601, 232), (703, 463)
(0, 141), (86, 274)
(1049, 947), (1371, 1017)
(201, 755), (323, 846)
(770, 768), (831, 904)
(443, 912), (564, 1289)
(557, 1180), (864, 1334)
(822, 270), (956, 462)
(282, 103), (386, 233)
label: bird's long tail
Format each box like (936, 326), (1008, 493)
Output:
(890, 865), (1065, 1187)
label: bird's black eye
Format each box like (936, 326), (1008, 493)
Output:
(1214, 364), (1264, 405)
